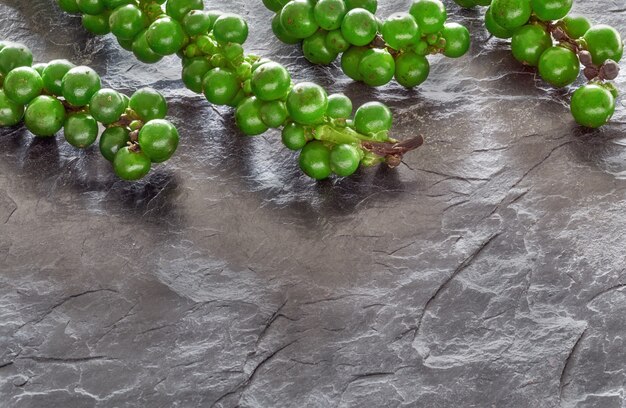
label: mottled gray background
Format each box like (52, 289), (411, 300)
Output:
(1, 0), (625, 407)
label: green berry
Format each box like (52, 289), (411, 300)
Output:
(182, 10), (214, 36)
(330, 144), (361, 177)
(341, 46), (368, 81)
(299, 140), (332, 180)
(538, 46), (580, 87)
(314, 0), (347, 31)
(3, 67), (44, 105)
(394, 51), (430, 87)
(326, 29), (350, 53)
(441, 23), (471, 58)
(0, 43), (33, 76)
(0, 89), (25, 127)
(42, 59), (75, 96)
(138, 119), (179, 162)
(203, 68), (240, 105)
(484, 6), (514, 39)
(302, 30), (338, 65)
(251, 62), (291, 101)
(341, 8), (378, 46)
(166, 0), (203, 21)
(280, 0), (319, 39)
(58, 0), (81, 13)
(99, 126), (130, 162)
(490, 0), (532, 30)
(89, 88), (126, 124)
(129, 87), (168, 122)
(61, 66), (102, 107)
(146, 16), (186, 56)
(235, 96), (268, 136)
(113, 146), (152, 181)
(132, 29), (164, 63)
(213, 14), (249, 44)
(583, 25), (624, 65)
(24, 95), (66, 137)
(286, 82), (328, 126)
(64, 112), (98, 148)
(182, 58), (212, 93)
(570, 84), (615, 128)
(345, 0), (377, 13)
(76, 0), (105, 15)
(82, 12), (111, 35)
(354, 102), (392, 136)
(511, 24), (552, 66)
(272, 12), (300, 44)
(561, 15), (591, 39)
(109, 4), (147, 41)
(358, 48), (395, 87)
(531, 0), (572, 22)
(382, 12), (420, 51)
(281, 122), (308, 150)
(259, 100), (289, 128)
(409, 0), (447, 35)
(327, 94), (353, 119)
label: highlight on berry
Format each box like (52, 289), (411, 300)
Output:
(264, 0), (471, 88)
(54, 0), (425, 180)
(0, 41), (179, 181)
(453, 0), (623, 128)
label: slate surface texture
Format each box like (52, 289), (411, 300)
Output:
(1, 1), (626, 407)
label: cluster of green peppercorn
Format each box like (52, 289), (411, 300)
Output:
(454, 0), (623, 128)
(55, 0), (424, 180)
(265, 0), (471, 88)
(0, 41), (179, 180)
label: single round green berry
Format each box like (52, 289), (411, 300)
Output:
(259, 100), (289, 128)
(76, 0), (105, 15)
(263, 0), (289, 12)
(42, 59), (75, 96)
(58, 0), (81, 13)
(583, 25), (624, 65)
(24, 95), (66, 137)
(330, 144), (361, 177)
(213, 14), (249, 44)
(64, 112), (98, 148)
(326, 94), (353, 119)
(484, 6), (514, 39)
(89, 88), (126, 124)
(341, 46), (368, 81)
(235, 96), (268, 136)
(3, 67), (44, 105)
(146, 16), (186, 56)
(531, 0), (572, 22)
(341, 8), (378, 46)
(299, 140), (332, 180)
(441, 23), (471, 58)
(326, 29), (350, 53)
(382, 12), (420, 51)
(182, 58), (212, 93)
(280, 0), (319, 39)
(286, 82), (328, 126)
(272, 12), (300, 44)
(182, 10), (214, 36)
(409, 0), (447, 34)
(61, 66), (102, 107)
(113, 146), (152, 181)
(511, 24), (552, 66)
(314, 0), (347, 31)
(129, 87), (168, 122)
(82, 12), (111, 35)
(561, 15), (591, 39)
(138, 119), (179, 163)
(490, 0), (532, 30)
(570, 84), (615, 128)
(0, 89), (25, 127)
(132, 29), (164, 64)
(345, 0), (377, 13)
(99, 126), (130, 162)
(203, 68), (240, 105)
(251, 62), (291, 101)
(0, 43), (33, 76)
(109, 4), (147, 41)
(394, 51), (430, 88)
(302, 31), (338, 65)
(282, 122), (308, 150)
(166, 0), (204, 21)
(538, 46), (580, 87)
(354, 102), (392, 136)
(358, 48), (395, 87)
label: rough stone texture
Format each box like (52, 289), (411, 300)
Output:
(1, 0), (625, 407)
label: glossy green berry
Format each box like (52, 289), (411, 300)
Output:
(76, 0), (105, 15)
(166, 0), (204, 21)
(330, 144), (361, 177)
(282, 122), (308, 151)
(382, 12), (420, 51)
(129, 87), (168, 122)
(409, 0), (447, 34)
(99, 126), (130, 162)
(251, 62), (291, 101)
(42, 59), (75, 96)
(272, 12), (300, 44)
(561, 15), (591, 39)
(58, 0), (81, 13)
(213, 14), (249, 44)
(314, 0), (347, 31)
(3, 67), (44, 105)
(280, 0), (319, 39)
(82, 12), (111, 35)
(0, 43), (33, 76)
(113, 146), (152, 181)
(583, 25), (624, 65)
(259, 100), (288, 128)
(32, 63), (47, 76)
(345, 0), (377, 13)
(341, 46), (368, 81)
(394, 51), (430, 88)
(138, 119), (179, 162)
(182, 10), (214, 36)
(146, 16), (186, 56)
(511, 24), (552, 66)
(538, 46), (580, 87)
(302, 31), (338, 65)
(64, 112), (98, 148)
(341, 8), (378, 47)
(103, 0), (132, 9)
(263, 0), (290, 12)
(89, 88), (126, 124)
(358, 48), (395, 87)
(235, 96), (268, 136)
(570, 84), (615, 128)
(109, 4), (146, 40)
(531, 0), (572, 22)
(24, 95), (66, 137)
(327, 94), (353, 119)
(0, 89), (25, 127)
(441, 23), (470, 58)
(326, 29), (350, 53)
(299, 141), (332, 180)
(132, 29), (163, 63)
(286, 82), (328, 126)
(354, 102), (392, 136)
(203, 68), (240, 105)
(490, 0), (532, 30)
(484, 6), (514, 39)
(61, 66), (102, 107)
(182, 58), (212, 93)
